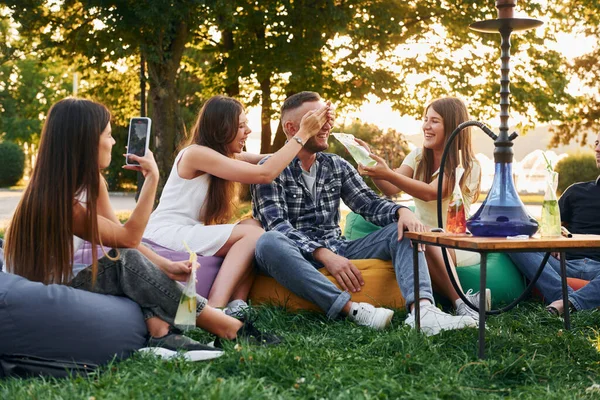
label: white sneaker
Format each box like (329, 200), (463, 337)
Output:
(224, 299), (250, 318)
(348, 302), (394, 330)
(138, 347), (224, 362)
(405, 304), (478, 336)
(456, 289), (492, 319)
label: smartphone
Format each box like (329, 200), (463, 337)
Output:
(126, 117), (152, 165)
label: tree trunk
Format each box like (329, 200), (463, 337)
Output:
(222, 28), (239, 97)
(260, 76), (272, 153)
(144, 22), (189, 199)
(147, 65), (181, 198)
(271, 120), (287, 151)
(271, 89), (297, 151)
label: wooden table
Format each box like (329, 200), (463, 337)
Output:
(404, 232), (600, 358)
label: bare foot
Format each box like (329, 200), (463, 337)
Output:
(146, 317), (170, 337)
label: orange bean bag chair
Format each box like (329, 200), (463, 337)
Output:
(248, 259), (405, 312)
(532, 277), (589, 300)
(567, 277), (589, 291)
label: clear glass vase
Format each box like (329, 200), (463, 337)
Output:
(467, 162), (539, 237)
(540, 171), (561, 237)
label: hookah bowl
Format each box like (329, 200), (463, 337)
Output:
(465, 0), (542, 237)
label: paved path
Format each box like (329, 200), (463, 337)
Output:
(0, 189), (137, 229)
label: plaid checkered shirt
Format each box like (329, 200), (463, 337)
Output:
(251, 152), (403, 256)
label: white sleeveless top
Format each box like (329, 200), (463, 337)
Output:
(144, 146), (236, 255)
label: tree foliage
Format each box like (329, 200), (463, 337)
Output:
(549, 0), (600, 146)
(555, 153), (599, 195)
(0, 140), (25, 187)
(4, 0), (214, 194)
(2, 0), (584, 194)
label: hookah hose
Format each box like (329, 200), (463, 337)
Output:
(434, 121), (549, 314)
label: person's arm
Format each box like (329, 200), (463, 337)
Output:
(96, 176), (123, 224)
(73, 151), (158, 249)
(179, 105), (330, 185)
(136, 245), (193, 281)
(359, 153), (450, 201)
(236, 152), (270, 164)
(92, 167), (192, 280)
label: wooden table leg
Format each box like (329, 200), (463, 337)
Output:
(478, 252), (487, 359)
(560, 252), (571, 330)
(413, 243), (420, 331)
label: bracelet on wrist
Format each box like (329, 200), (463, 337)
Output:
(292, 136), (304, 146)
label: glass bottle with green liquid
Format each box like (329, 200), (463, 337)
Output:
(540, 159), (561, 237)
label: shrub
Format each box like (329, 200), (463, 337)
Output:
(555, 153), (598, 194)
(0, 141), (25, 187)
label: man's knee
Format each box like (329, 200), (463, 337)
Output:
(381, 222), (413, 249)
(255, 231), (289, 260)
(381, 222), (399, 236)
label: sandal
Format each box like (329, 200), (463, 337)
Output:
(545, 302), (576, 316)
(546, 305), (561, 316)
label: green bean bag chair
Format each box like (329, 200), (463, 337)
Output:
(343, 212), (527, 307)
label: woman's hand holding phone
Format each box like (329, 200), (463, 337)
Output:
(123, 149), (159, 179)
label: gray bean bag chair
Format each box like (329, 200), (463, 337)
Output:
(0, 241), (147, 370)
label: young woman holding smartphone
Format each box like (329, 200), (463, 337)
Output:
(356, 97), (486, 318)
(144, 95), (331, 314)
(5, 97), (280, 355)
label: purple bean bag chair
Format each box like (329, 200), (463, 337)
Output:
(74, 239), (223, 298)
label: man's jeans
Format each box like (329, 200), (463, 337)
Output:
(255, 223), (433, 319)
(71, 248), (207, 324)
(509, 252), (600, 310)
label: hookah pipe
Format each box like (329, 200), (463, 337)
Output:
(435, 122), (549, 314)
(433, 0), (543, 314)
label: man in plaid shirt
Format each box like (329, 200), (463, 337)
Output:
(252, 92), (477, 335)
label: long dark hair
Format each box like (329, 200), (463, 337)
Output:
(185, 95), (242, 225)
(415, 97), (480, 201)
(5, 98), (110, 284)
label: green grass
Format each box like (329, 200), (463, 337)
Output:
(2, 303), (600, 398)
(4, 201), (600, 398)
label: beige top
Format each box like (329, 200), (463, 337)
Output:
(401, 148), (482, 266)
(401, 148), (481, 229)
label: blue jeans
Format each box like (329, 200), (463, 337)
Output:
(254, 223), (433, 319)
(509, 252), (600, 310)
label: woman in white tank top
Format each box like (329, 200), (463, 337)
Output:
(145, 95), (332, 310)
